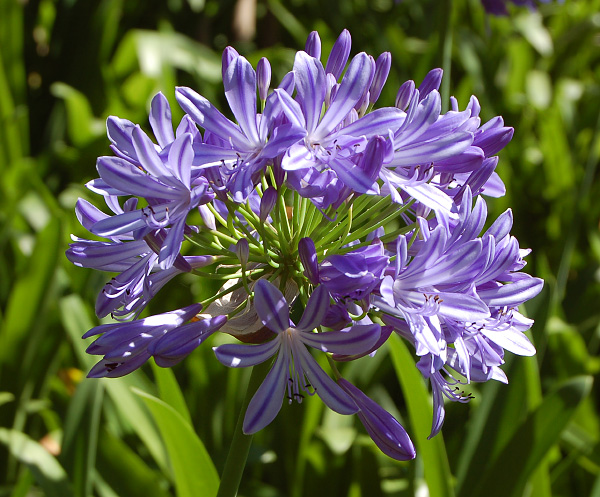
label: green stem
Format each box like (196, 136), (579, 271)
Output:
(216, 364), (269, 497)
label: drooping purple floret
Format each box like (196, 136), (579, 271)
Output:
(338, 378), (416, 460)
(84, 304), (203, 378)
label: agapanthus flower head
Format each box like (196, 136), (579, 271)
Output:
(68, 28), (543, 462)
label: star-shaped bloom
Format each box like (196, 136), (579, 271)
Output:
(176, 54), (305, 201)
(276, 51), (404, 196)
(90, 127), (214, 269)
(213, 280), (381, 433)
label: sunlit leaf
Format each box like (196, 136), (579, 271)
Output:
(133, 388), (220, 497)
(0, 429), (74, 497)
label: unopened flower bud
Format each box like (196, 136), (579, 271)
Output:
(236, 238), (250, 267)
(338, 378), (416, 461)
(369, 52), (392, 105)
(325, 29), (351, 80)
(198, 204), (216, 230)
(395, 80), (415, 110)
(298, 237), (319, 284)
(418, 68), (443, 101)
(257, 57), (271, 102)
(305, 31), (322, 59)
(260, 186), (277, 222)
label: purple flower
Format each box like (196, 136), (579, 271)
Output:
(338, 378), (416, 460)
(376, 189), (542, 436)
(67, 198), (215, 318)
(276, 51), (404, 198)
(318, 241), (389, 300)
(213, 280), (381, 433)
(66, 28), (545, 456)
(89, 126), (214, 269)
(85, 304), (203, 378)
(176, 54), (305, 201)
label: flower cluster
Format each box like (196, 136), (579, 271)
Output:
(67, 29), (543, 460)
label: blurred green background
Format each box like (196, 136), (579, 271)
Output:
(1, 0), (600, 495)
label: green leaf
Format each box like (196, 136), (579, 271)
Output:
(0, 391), (15, 407)
(466, 376), (593, 497)
(265, 0), (308, 46)
(388, 335), (455, 497)
(151, 361), (192, 425)
(456, 354), (541, 493)
(50, 82), (104, 147)
(133, 30), (221, 83)
(514, 12), (553, 57)
(133, 388), (220, 497)
(0, 428), (74, 497)
(0, 218), (61, 369)
(95, 428), (172, 497)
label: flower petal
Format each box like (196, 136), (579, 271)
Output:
(477, 277), (544, 307)
(96, 156), (181, 200)
(341, 107), (403, 139)
(213, 338), (281, 368)
(294, 342), (358, 415)
(176, 86), (251, 151)
(293, 51), (327, 135)
(243, 352), (287, 433)
(295, 284), (330, 331)
(149, 92), (175, 148)
(314, 52), (373, 141)
(132, 126), (177, 185)
(224, 56), (260, 146)
(480, 327), (536, 356)
(254, 279), (290, 333)
(300, 323), (381, 356)
(274, 89), (307, 130)
(167, 133), (193, 188)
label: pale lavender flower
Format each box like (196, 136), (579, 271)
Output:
(276, 51), (403, 198)
(376, 189), (542, 436)
(176, 54), (305, 201)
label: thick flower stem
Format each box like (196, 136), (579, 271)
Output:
(216, 364), (266, 497)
